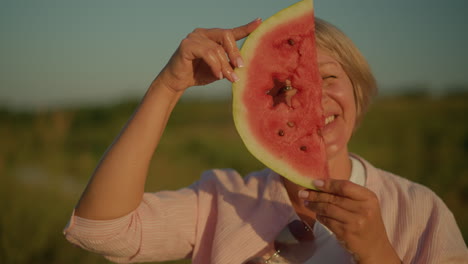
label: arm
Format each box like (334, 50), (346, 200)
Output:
(74, 19), (262, 221)
(74, 79), (182, 220)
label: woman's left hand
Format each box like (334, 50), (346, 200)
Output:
(299, 179), (401, 264)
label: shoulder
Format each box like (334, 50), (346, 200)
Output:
(378, 169), (438, 200)
(356, 156), (467, 262)
(357, 155), (443, 209)
(368, 165), (446, 225)
(356, 154), (452, 233)
(369, 164), (456, 231)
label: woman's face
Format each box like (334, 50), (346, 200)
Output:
(317, 50), (356, 161)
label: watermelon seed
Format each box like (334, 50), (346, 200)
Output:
(287, 122), (295, 127)
(300, 146), (307, 152)
(288, 38), (295, 46)
(278, 130), (285, 136)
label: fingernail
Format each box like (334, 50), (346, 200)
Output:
(298, 190), (309, 198)
(231, 72), (240, 82)
(236, 57), (244, 68)
(219, 72), (223, 80)
(313, 179), (324, 188)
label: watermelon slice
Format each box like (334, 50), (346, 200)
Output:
(232, 0), (327, 189)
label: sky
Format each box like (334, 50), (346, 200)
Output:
(1, 0), (467, 110)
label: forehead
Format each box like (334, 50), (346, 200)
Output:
(317, 50), (341, 69)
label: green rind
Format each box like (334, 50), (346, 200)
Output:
(232, 0), (318, 189)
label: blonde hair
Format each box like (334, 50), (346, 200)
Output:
(315, 18), (377, 127)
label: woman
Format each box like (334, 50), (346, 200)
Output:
(64, 18), (467, 263)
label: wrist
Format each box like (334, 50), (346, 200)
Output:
(360, 258), (401, 264)
(148, 76), (184, 101)
(358, 245), (401, 264)
(153, 67), (193, 94)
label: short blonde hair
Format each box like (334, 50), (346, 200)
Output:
(315, 18), (377, 127)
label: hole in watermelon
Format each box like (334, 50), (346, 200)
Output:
(300, 146), (308, 152)
(287, 38), (295, 46)
(278, 129), (285, 136)
(287, 121), (295, 128)
(267, 78), (297, 108)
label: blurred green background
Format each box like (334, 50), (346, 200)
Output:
(1, 92), (467, 264)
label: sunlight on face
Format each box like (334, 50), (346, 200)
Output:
(317, 50), (356, 160)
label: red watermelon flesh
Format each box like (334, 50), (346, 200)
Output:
(232, 0), (328, 188)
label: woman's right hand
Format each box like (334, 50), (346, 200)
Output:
(156, 18), (262, 93)
(73, 19), (262, 221)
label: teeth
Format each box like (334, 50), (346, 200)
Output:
(325, 115), (335, 125)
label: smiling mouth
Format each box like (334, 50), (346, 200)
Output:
(325, 115), (336, 125)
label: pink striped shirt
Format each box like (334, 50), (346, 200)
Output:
(64, 156), (468, 263)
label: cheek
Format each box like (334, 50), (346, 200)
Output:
(325, 78), (357, 133)
(344, 80), (357, 122)
(343, 92), (357, 137)
(344, 92), (356, 119)
(336, 77), (355, 114)
(323, 79), (355, 111)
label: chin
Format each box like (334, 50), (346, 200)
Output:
(324, 136), (349, 162)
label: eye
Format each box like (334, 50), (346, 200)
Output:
(322, 75), (337, 80)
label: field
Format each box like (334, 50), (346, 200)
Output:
(1, 94), (467, 263)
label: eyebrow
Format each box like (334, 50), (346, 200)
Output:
(318, 61), (339, 67)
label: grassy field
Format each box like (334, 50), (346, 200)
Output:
(1, 94), (467, 263)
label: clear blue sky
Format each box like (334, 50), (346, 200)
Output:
(1, 0), (467, 109)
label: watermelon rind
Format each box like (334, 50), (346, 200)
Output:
(232, 0), (322, 189)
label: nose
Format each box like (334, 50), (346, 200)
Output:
(321, 92), (330, 106)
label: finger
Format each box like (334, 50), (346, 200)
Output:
(200, 18), (261, 44)
(231, 18), (262, 40)
(204, 49), (224, 80)
(220, 29), (244, 68)
(178, 35), (222, 80)
(313, 179), (371, 201)
(301, 190), (361, 213)
(306, 201), (354, 224)
(201, 29), (242, 68)
(191, 43), (223, 80)
(203, 18), (261, 68)
(214, 44), (239, 82)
